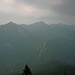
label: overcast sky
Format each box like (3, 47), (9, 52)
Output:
(0, 0), (75, 25)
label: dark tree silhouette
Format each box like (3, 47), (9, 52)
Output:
(60, 65), (68, 75)
(21, 64), (32, 75)
(63, 67), (67, 75)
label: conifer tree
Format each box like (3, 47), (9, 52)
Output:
(21, 64), (32, 75)
(63, 67), (67, 75)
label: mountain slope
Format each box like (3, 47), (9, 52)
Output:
(37, 37), (75, 65)
(0, 22), (40, 75)
(33, 61), (75, 75)
(0, 22), (75, 75)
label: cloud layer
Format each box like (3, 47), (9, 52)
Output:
(0, 0), (75, 25)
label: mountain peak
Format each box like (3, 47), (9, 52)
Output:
(32, 21), (47, 25)
(5, 22), (18, 26)
(38, 21), (46, 24)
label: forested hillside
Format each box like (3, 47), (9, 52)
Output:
(0, 22), (75, 75)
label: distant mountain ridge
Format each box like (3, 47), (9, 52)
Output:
(0, 21), (75, 75)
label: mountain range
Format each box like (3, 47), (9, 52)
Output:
(0, 21), (75, 75)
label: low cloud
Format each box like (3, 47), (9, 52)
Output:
(17, 0), (75, 17)
(0, 0), (75, 24)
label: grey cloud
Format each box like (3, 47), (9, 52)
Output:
(0, 12), (41, 24)
(16, 0), (53, 9)
(16, 0), (75, 17)
(0, 0), (75, 25)
(54, 0), (75, 17)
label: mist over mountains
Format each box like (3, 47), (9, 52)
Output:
(0, 21), (75, 75)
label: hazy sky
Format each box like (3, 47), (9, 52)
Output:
(0, 0), (75, 25)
